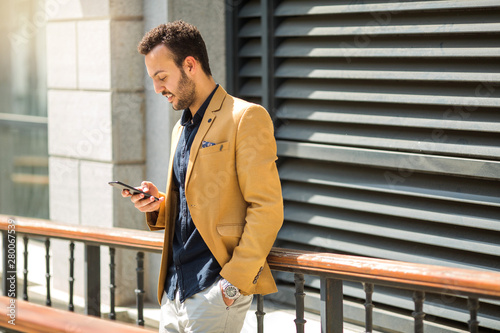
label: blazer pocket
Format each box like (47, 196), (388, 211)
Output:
(217, 224), (245, 237)
(198, 141), (229, 155)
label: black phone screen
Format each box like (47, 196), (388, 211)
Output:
(108, 181), (159, 201)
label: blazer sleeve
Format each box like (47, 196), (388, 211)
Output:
(145, 192), (167, 231)
(219, 105), (284, 293)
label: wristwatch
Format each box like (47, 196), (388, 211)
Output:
(221, 279), (240, 300)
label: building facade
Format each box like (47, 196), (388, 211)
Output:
(1, 0), (499, 332)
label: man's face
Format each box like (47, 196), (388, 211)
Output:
(145, 44), (196, 111)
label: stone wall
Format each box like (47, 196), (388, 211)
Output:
(47, 0), (145, 306)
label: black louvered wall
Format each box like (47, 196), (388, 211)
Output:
(228, 1), (500, 331)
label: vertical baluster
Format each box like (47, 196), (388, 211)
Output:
(363, 283), (374, 333)
(467, 297), (479, 333)
(294, 273), (306, 333)
(68, 242), (75, 311)
(321, 277), (343, 333)
(255, 294), (265, 333)
(135, 251), (145, 326)
(412, 290), (425, 333)
(109, 247), (116, 320)
(85, 244), (101, 317)
(23, 236), (29, 301)
(45, 238), (51, 306)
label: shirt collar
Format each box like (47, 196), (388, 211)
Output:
(180, 84), (219, 127)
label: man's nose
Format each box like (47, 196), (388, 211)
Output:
(154, 81), (165, 94)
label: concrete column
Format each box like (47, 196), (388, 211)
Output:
(46, 0), (144, 306)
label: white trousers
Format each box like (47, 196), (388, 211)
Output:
(159, 279), (253, 333)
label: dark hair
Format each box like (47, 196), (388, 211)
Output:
(137, 20), (212, 76)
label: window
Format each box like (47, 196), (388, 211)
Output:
(0, 0), (48, 219)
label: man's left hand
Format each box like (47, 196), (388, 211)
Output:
(220, 283), (235, 307)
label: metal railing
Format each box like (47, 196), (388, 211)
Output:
(1, 215), (500, 333)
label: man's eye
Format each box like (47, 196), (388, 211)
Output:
(159, 77), (166, 81)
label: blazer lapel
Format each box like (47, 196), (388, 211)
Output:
(185, 86), (227, 187)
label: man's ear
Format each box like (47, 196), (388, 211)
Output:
(183, 56), (196, 73)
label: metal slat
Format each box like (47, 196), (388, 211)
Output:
(275, 0), (500, 17)
(278, 159), (500, 207)
(277, 140), (500, 180)
(239, 39), (262, 57)
(238, 18), (262, 37)
(275, 79), (500, 108)
(239, 0), (261, 18)
(239, 78), (262, 97)
(276, 121), (500, 160)
(275, 37), (500, 58)
(275, 59), (500, 83)
(239, 59), (262, 77)
(277, 222), (500, 270)
(281, 181), (500, 232)
(276, 100), (500, 133)
(283, 203), (500, 256)
(275, 20), (500, 38)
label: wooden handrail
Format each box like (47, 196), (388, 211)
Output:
(0, 296), (156, 333)
(2, 215), (500, 300)
(268, 248), (500, 299)
(0, 215), (163, 252)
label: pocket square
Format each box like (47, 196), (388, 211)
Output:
(201, 140), (216, 148)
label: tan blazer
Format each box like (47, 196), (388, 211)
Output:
(146, 86), (284, 304)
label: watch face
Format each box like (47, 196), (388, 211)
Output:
(225, 286), (238, 298)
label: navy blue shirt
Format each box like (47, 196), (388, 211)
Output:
(165, 85), (221, 303)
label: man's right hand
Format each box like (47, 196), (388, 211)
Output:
(121, 181), (164, 213)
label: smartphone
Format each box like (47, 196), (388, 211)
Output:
(108, 181), (159, 201)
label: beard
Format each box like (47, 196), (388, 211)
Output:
(171, 69), (196, 111)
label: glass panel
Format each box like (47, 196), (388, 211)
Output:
(0, 0), (49, 219)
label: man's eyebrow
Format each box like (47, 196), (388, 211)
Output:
(153, 70), (165, 77)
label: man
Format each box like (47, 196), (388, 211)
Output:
(123, 21), (283, 333)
